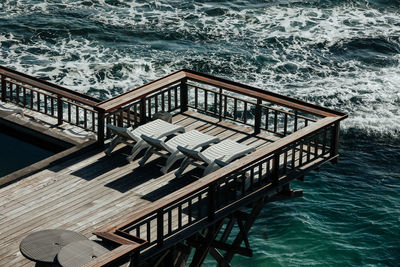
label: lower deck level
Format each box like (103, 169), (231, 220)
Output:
(0, 110), (278, 266)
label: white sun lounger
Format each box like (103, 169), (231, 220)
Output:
(104, 119), (185, 162)
(175, 139), (256, 177)
(139, 130), (220, 174)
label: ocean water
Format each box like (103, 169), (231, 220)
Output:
(0, 0), (399, 266)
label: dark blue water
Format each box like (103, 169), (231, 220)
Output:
(0, 130), (54, 177)
(0, 0), (399, 266)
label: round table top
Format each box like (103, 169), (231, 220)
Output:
(57, 240), (110, 267)
(20, 229), (88, 263)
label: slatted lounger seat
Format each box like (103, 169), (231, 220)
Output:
(139, 130), (220, 173)
(175, 139), (256, 177)
(104, 119), (185, 162)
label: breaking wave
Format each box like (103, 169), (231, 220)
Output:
(0, 0), (399, 138)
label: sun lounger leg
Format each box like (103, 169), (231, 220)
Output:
(105, 136), (123, 156)
(138, 148), (153, 166)
(203, 161), (220, 176)
(174, 158), (190, 178)
(161, 151), (183, 174)
(127, 140), (148, 162)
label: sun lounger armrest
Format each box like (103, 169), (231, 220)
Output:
(223, 147), (256, 163)
(214, 158), (229, 167)
(177, 145), (203, 160)
(106, 124), (128, 133)
(141, 134), (169, 152)
(106, 124), (138, 141)
(161, 125), (185, 137)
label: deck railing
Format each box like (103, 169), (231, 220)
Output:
(90, 71), (345, 266)
(90, 116), (343, 266)
(0, 66), (347, 266)
(0, 66), (101, 132)
(0, 65), (344, 144)
(96, 69), (344, 144)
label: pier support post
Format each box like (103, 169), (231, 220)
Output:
(189, 220), (225, 267)
(223, 199), (265, 263)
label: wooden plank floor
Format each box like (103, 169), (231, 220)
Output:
(0, 110), (279, 266)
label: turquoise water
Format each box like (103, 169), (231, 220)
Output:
(0, 0), (399, 266)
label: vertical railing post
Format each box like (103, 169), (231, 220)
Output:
(118, 110), (124, 127)
(254, 99), (262, 134)
(1, 75), (6, 102)
(294, 110), (298, 132)
(57, 96), (63, 125)
(330, 121), (340, 163)
(97, 108), (105, 146)
(180, 78), (188, 113)
(157, 209), (164, 247)
(271, 151), (280, 186)
(218, 88), (223, 121)
(140, 98), (147, 124)
(208, 182), (216, 222)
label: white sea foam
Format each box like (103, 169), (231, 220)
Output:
(0, 0), (399, 137)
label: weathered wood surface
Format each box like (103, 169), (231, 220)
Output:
(0, 111), (277, 266)
(0, 100), (96, 144)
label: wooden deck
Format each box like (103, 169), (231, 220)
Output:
(0, 110), (279, 266)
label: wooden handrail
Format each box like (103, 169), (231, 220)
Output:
(96, 70), (186, 112)
(0, 65), (101, 106)
(183, 70), (346, 117)
(95, 115), (344, 233)
(83, 244), (142, 267)
(95, 69), (346, 117)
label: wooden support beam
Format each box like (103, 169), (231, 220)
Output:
(212, 241), (253, 257)
(187, 238), (252, 258)
(219, 217), (235, 244)
(152, 249), (171, 267)
(224, 199), (265, 262)
(209, 248), (231, 267)
(174, 243), (192, 267)
(237, 218), (251, 252)
(234, 210), (249, 221)
(189, 220), (225, 267)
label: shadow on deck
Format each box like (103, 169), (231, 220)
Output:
(0, 111), (276, 266)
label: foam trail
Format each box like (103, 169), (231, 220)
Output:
(0, 0), (399, 137)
